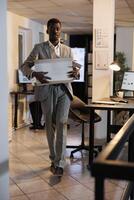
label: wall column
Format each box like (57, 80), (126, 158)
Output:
(92, 0), (115, 138)
(0, 0), (9, 199)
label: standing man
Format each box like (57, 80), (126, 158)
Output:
(20, 18), (80, 176)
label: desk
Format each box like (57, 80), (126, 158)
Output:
(10, 91), (34, 129)
(86, 99), (134, 168)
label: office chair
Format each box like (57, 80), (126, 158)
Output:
(67, 95), (102, 158)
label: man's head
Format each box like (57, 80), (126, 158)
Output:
(46, 18), (62, 45)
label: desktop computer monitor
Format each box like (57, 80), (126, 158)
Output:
(17, 69), (32, 84)
(71, 47), (85, 82)
(121, 71), (134, 91)
(17, 69), (32, 91)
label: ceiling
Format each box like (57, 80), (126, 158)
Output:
(8, 0), (134, 34)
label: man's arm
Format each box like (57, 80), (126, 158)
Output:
(20, 44), (51, 83)
(20, 44), (38, 79)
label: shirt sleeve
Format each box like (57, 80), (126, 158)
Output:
(20, 44), (38, 79)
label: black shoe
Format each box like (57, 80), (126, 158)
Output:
(29, 125), (37, 130)
(36, 125), (44, 130)
(54, 167), (64, 176)
(29, 125), (44, 130)
(50, 163), (56, 174)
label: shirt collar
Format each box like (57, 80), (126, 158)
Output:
(48, 40), (61, 49)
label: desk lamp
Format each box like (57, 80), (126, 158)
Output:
(109, 61), (121, 97)
(109, 61), (120, 71)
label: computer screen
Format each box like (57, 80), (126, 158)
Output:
(71, 48), (85, 82)
(121, 71), (134, 91)
(17, 69), (32, 84)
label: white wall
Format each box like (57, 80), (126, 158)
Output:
(0, 0), (9, 199)
(93, 0), (115, 100)
(7, 12), (47, 136)
(92, 0), (115, 139)
(7, 11), (47, 91)
(116, 27), (134, 69)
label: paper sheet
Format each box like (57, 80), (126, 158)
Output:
(34, 58), (73, 85)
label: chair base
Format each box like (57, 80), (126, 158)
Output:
(66, 144), (102, 158)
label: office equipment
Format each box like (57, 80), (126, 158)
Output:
(121, 71), (134, 91)
(34, 58), (73, 85)
(109, 61), (120, 71)
(10, 91), (34, 129)
(67, 95), (102, 158)
(17, 69), (32, 84)
(71, 47), (85, 82)
(17, 69), (32, 92)
(92, 100), (119, 105)
(110, 97), (128, 103)
(110, 71), (134, 103)
(86, 100), (134, 167)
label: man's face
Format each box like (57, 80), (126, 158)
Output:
(47, 22), (61, 42)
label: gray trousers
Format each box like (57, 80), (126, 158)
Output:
(41, 85), (71, 168)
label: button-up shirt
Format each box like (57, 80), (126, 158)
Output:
(48, 40), (61, 57)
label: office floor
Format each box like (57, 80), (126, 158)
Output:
(9, 121), (128, 200)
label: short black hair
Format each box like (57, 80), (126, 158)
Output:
(47, 18), (61, 28)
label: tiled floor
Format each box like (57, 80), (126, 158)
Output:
(9, 122), (127, 200)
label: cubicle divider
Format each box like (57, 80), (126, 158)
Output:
(91, 114), (134, 200)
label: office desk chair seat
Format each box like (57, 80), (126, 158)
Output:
(67, 95), (102, 158)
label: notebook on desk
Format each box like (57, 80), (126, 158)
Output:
(92, 100), (119, 105)
(110, 97), (128, 103)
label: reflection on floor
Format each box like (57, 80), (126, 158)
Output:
(9, 121), (127, 200)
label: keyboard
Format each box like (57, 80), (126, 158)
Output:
(92, 100), (119, 105)
(110, 97), (128, 103)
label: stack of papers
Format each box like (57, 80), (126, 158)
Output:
(34, 58), (73, 85)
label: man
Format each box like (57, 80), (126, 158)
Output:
(20, 18), (80, 176)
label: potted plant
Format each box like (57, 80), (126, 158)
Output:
(113, 51), (129, 94)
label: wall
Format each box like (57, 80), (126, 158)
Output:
(92, 0), (115, 139)
(7, 11), (47, 91)
(7, 12), (47, 136)
(0, 0), (9, 199)
(116, 27), (134, 70)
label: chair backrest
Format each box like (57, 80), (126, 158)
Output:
(70, 95), (86, 109)
(69, 95), (101, 123)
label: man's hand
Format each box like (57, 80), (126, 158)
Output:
(32, 71), (51, 83)
(67, 61), (81, 80)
